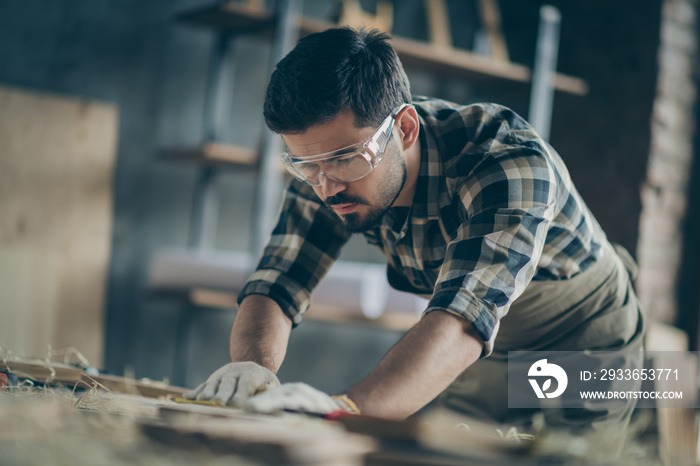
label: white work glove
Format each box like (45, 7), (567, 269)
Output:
(183, 361), (280, 407)
(244, 382), (360, 415)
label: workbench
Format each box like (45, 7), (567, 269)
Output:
(0, 381), (666, 466)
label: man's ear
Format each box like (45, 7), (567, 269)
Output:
(397, 105), (420, 151)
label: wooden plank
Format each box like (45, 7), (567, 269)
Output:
(186, 287), (419, 331)
(424, 0), (452, 48)
(189, 288), (238, 308)
(646, 320), (689, 352)
(477, 0), (510, 62)
(646, 323), (698, 465)
(337, 408), (529, 462)
(338, 0), (394, 33)
(176, 1), (275, 33)
(161, 142), (258, 167)
(391, 33), (529, 82)
(0, 85), (117, 367)
(305, 305), (419, 331)
(145, 406), (377, 465)
(81, 373), (188, 399)
(0, 359), (85, 385)
(299, 17), (588, 96)
(655, 355), (698, 465)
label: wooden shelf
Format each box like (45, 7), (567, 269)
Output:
(161, 142), (258, 168)
(188, 287), (418, 331)
(299, 17), (588, 96)
(396, 33), (587, 95)
(176, 1), (275, 33)
(160, 143), (292, 174)
(175, 3), (588, 96)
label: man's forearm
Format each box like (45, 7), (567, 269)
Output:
(346, 310), (482, 419)
(229, 295), (292, 373)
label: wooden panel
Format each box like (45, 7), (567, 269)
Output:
(0, 85), (117, 367)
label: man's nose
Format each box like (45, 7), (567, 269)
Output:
(319, 173), (347, 197)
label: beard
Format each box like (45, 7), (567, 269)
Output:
(324, 142), (407, 233)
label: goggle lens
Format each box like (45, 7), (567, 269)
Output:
(281, 103), (408, 187)
(287, 152), (373, 187)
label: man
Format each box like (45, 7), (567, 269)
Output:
(185, 27), (644, 431)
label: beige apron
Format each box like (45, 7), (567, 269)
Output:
(439, 241), (645, 431)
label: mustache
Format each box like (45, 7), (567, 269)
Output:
(323, 192), (370, 208)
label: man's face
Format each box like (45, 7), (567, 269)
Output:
(282, 109), (407, 233)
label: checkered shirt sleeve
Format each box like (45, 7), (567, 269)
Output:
(417, 100), (583, 356)
(236, 180), (350, 325)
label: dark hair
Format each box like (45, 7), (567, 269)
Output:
(263, 27), (411, 134)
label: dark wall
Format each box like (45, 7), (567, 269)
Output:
(0, 0), (661, 388)
(500, 0), (661, 255)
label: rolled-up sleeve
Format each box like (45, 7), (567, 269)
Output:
(424, 143), (557, 357)
(237, 179), (351, 325)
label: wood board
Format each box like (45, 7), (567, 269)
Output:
(148, 402), (377, 465)
(0, 85), (117, 367)
(81, 373), (188, 399)
(0, 359), (85, 385)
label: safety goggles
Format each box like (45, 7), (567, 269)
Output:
(281, 104), (409, 187)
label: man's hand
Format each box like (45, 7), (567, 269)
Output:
(245, 382), (359, 415)
(183, 361), (280, 407)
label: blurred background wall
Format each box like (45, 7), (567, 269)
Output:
(2, 0), (697, 393)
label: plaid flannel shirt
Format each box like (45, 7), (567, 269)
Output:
(238, 97), (607, 356)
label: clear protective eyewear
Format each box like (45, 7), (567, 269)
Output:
(281, 104), (409, 187)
